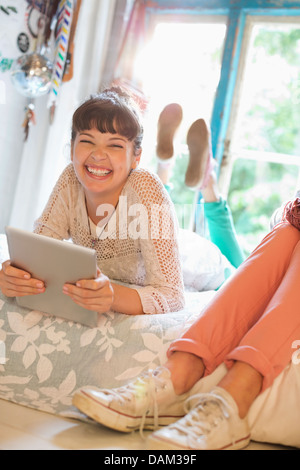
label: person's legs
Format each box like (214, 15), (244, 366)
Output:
(164, 351), (205, 395)
(168, 222), (300, 383)
(224, 233), (300, 392)
(156, 103), (183, 189)
(155, 110), (244, 270)
(148, 224), (300, 449)
(156, 160), (174, 193)
(156, 108), (244, 271)
(185, 118), (214, 189)
(72, 222), (300, 439)
(202, 174), (245, 268)
(185, 119), (245, 268)
(217, 361), (263, 419)
(204, 198), (245, 268)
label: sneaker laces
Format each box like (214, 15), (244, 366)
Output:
(139, 370), (160, 437)
(102, 368), (169, 437)
(172, 390), (235, 446)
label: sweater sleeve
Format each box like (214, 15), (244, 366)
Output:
(128, 169), (185, 314)
(33, 165), (75, 240)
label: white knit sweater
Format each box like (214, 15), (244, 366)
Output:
(33, 164), (185, 314)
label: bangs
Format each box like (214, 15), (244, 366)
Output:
(72, 100), (140, 142)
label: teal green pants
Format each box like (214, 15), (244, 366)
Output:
(164, 183), (245, 269)
(203, 198), (245, 269)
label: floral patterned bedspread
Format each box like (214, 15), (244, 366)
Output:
(0, 234), (214, 418)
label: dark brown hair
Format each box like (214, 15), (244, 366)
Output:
(71, 87), (144, 155)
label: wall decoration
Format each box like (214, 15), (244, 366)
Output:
(0, 52), (14, 73)
(11, 51), (53, 99)
(47, 0), (74, 117)
(10, 0), (56, 140)
(47, 0), (82, 122)
(0, 5), (17, 15)
(17, 32), (30, 53)
(7, 0), (81, 140)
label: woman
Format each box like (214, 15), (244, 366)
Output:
(0, 87), (184, 316)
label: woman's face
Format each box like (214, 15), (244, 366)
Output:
(71, 127), (141, 204)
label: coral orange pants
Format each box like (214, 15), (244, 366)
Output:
(168, 222), (300, 392)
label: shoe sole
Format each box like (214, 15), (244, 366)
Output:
(156, 103), (183, 160)
(73, 391), (185, 433)
(147, 433), (251, 450)
(185, 118), (212, 188)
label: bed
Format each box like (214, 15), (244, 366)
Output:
(0, 233), (299, 450)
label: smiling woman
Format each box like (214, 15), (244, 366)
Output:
(0, 87), (185, 318)
(71, 129), (141, 216)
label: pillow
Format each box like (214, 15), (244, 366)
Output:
(178, 228), (235, 291)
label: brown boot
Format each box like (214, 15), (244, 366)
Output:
(156, 103), (183, 160)
(185, 118), (215, 189)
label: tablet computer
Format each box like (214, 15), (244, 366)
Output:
(5, 226), (98, 328)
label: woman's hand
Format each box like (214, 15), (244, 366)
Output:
(0, 260), (45, 297)
(63, 268), (114, 314)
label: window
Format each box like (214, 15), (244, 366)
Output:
(134, 17), (227, 229)
(133, 5), (300, 252)
(226, 18), (300, 254)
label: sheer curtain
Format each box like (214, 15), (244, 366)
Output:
(0, 0), (117, 233)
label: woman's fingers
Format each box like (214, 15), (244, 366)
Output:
(2, 260), (31, 280)
(0, 260), (45, 297)
(63, 273), (114, 312)
(2, 286), (45, 297)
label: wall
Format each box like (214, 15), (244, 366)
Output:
(0, 0), (34, 230)
(0, 0), (116, 233)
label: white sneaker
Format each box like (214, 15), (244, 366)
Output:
(72, 367), (188, 433)
(147, 387), (251, 450)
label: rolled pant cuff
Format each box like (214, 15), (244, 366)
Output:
(167, 339), (217, 375)
(225, 346), (276, 392)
